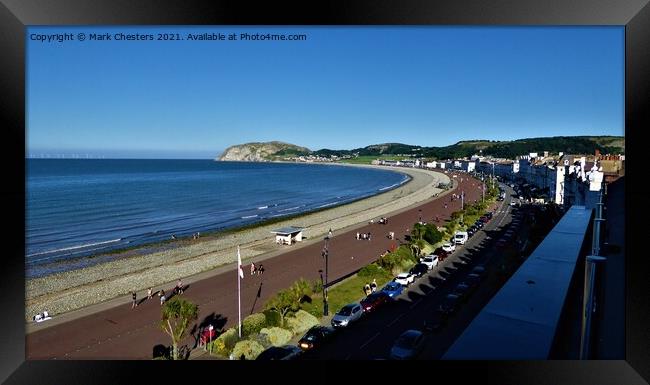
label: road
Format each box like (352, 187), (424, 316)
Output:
(26, 170), (485, 359)
(299, 183), (533, 360)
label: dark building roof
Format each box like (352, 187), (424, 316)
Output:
(270, 226), (304, 235)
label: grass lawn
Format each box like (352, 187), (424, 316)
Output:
(302, 270), (393, 318)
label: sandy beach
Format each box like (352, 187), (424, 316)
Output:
(25, 164), (449, 320)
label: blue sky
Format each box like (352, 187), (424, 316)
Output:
(27, 26), (624, 159)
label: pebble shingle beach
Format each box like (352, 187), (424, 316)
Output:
(25, 165), (449, 320)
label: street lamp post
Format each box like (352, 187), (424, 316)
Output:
(321, 236), (330, 316)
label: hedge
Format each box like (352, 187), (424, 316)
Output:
(231, 340), (265, 360)
(285, 309), (319, 335)
(242, 313), (266, 337)
(259, 327), (293, 347)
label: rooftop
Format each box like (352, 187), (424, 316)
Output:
(270, 226), (304, 235)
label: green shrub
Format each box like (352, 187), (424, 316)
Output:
(423, 224), (443, 245)
(311, 279), (323, 294)
(211, 327), (239, 356)
(285, 309), (319, 335)
(259, 327), (292, 347)
(358, 263), (383, 278)
(242, 313), (266, 337)
(231, 340), (265, 360)
(263, 309), (282, 327)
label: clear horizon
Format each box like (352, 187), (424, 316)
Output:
(27, 26), (624, 159)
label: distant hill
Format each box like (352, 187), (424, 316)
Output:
(217, 136), (624, 162)
(218, 141), (310, 161)
(313, 136), (624, 159)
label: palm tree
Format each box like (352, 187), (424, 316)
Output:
(410, 223), (427, 258)
(160, 297), (199, 360)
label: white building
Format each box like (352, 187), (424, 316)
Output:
(271, 226), (305, 245)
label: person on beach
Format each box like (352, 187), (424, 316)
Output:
(160, 290), (166, 305)
(147, 287), (153, 300)
(251, 263), (256, 276)
(131, 291), (137, 309)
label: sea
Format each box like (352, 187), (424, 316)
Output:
(26, 159), (409, 277)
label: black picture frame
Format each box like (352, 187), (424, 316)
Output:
(1, 0), (648, 383)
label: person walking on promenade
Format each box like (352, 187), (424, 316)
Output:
(176, 279), (184, 295)
(258, 264), (265, 275)
(160, 289), (166, 305)
(356, 232), (359, 240)
(147, 287), (153, 300)
(370, 279), (377, 293)
(131, 291), (137, 309)
(328, 228), (333, 238)
(251, 262), (256, 276)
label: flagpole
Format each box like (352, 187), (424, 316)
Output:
(237, 245), (242, 338)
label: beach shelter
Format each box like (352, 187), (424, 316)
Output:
(270, 226), (304, 245)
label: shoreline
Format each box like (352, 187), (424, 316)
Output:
(25, 164), (449, 320)
(26, 160), (410, 278)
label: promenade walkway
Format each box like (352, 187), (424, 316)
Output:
(26, 171), (484, 359)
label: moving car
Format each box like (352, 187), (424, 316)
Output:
(331, 303), (363, 328)
(410, 263), (429, 278)
(360, 291), (392, 313)
(298, 326), (337, 351)
(256, 345), (303, 360)
(419, 254), (439, 270)
(381, 281), (404, 298)
(394, 272), (415, 286)
(442, 242), (456, 252)
(389, 330), (426, 360)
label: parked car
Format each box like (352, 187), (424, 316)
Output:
(442, 242), (456, 252)
(453, 231), (468, 245)
(394, 272), (415, 286)
(423, 309), (447, 332)
(381, 281), (404, 298)
(495, 239), (509, 250)
(452, 283), (472, 301)
(471, 265), (487, 278)
(298, 326), (337, 351)
(389, 330), (426, 360)
(256, 345), (303, 360)
(331, 302), (364, 328)
(434, 248), (450, 261)
(420, 254), (439, 270)
(410, 263), (429, 278)
(464, 273), (482, 287)
(439, 293), (461, 314)
(360, 291), (392, 313)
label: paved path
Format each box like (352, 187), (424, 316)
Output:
(26, 171), (485, 359)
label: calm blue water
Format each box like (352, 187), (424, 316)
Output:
(26, 160), (408, 275)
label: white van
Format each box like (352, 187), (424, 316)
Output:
(454, 231), (469, 245)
